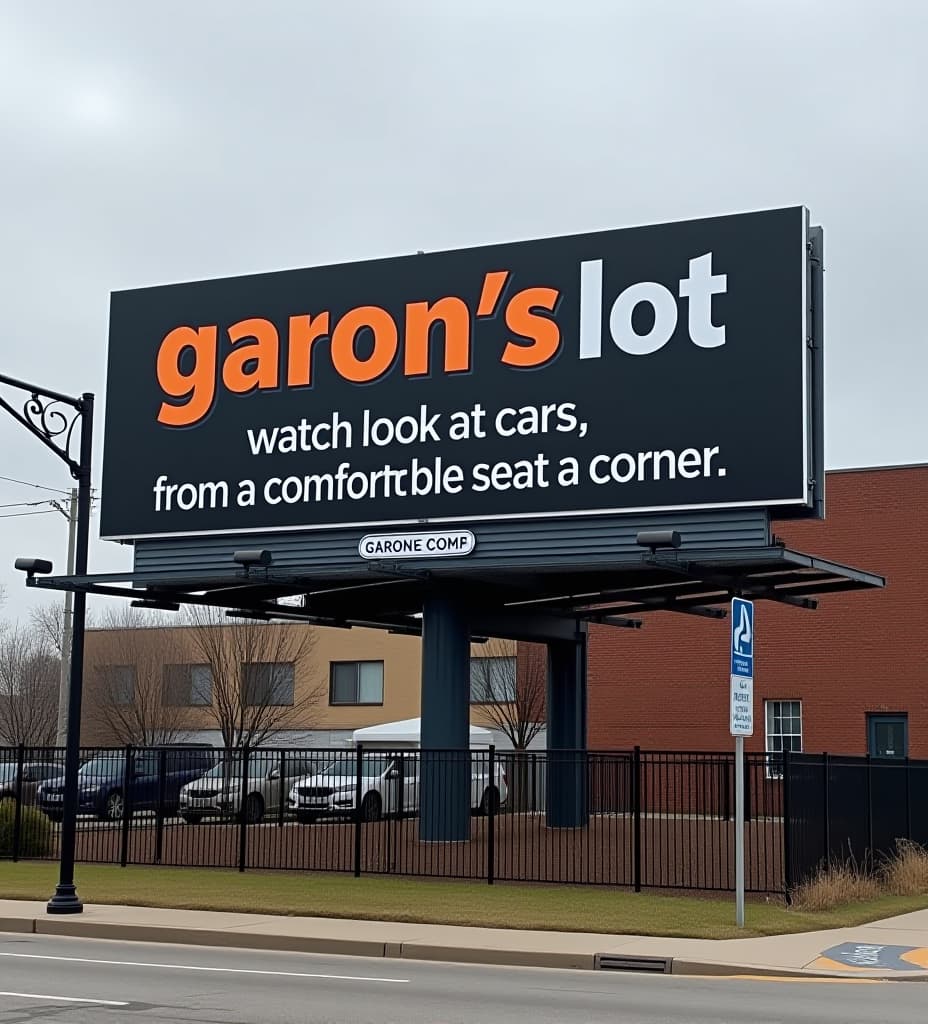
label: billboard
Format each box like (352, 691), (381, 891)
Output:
(101, 207), (815, 540)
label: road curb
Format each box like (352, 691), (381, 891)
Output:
(0, 916), (36, 935)
(3, 915), (928, 980)
(32, 918), (388, 959)
(400, 943), (595, 971)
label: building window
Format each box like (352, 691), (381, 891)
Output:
(243, 663), (295, 707)
(163, 664), (213, 707)
(100, 665), (136, 705)
(765, 699), (802, 778)
(470, 656), (517, 704)
(867, 713), (908, 760)
(330, 661), (384, 705)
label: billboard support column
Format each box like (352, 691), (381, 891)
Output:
(546, 626), (588, 829)
(419, 594), (471, 843)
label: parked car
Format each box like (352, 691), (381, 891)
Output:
(36, 746), (215, 822)
(179, 751), (325, 824)
(0, 762), (64, 805)
(287, 752), (508, 823)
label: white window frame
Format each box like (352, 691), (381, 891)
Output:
(243, 662), (295, 707)
(764, 699), (803, 779)
(329, 661), (385, 706)
(163, 663), (213, 707)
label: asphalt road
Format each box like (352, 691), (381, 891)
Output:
(0, 932), (922, 1023)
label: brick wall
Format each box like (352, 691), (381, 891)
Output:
(588, 465), (928, 757)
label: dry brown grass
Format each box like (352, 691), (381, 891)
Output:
(881, 840), (928, 896)
(791, 859), (882, 911)
(792, 841), (928, 910)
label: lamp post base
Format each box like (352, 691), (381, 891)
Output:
(47, 884), (83, 914)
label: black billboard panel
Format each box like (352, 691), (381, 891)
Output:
(101, 207), (813, 539)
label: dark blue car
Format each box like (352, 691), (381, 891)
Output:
(37, 747), (214, 822)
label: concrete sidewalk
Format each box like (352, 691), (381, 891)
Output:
(1, 899), (927, 980)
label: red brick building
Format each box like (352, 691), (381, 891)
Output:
(588, 464), (927, 759)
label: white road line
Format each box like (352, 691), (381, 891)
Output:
(0, 991), (129, 1006)
(0, 951), (409, 984)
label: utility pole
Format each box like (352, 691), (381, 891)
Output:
(55, 488), (78, 746)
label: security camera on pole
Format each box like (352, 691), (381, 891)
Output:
(730, 596), (754, 928)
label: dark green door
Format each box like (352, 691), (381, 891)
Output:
(868, 714), (908, 759)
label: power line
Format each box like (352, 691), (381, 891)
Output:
(0, 500), (50, 509)
(0, 474), (71, 496)
(0, 508), (58, 519)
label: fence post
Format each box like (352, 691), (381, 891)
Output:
(866, 753), (874, 869)
(353, 744), (363, 879)
(632, 746), (642, 893)
(393, 752), (404, 872)
(822, 752), (830, 864)
(782, 748), (792, 903)
(119, 746), (133, 868)
(238, 745), (250, 873)
(277, 749), (286, 829)
(531, 754), (537, 812)
(12, 744), (25, 862)
(722, 758), (731, 822)
(154, 747), (167, 865)
(905, 756), (912, 841)
(487, 746), (496, 886)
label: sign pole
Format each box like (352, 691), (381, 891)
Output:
(735, 733), (745, 928)
(729, 595), (754, 930)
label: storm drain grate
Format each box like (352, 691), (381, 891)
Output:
(595, 954), (672, 973)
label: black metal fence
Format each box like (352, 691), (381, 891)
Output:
(785, 751), (928, 888)
(0, 743), (788, 893)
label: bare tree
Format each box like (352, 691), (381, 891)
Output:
(30, 601), (69, 656)
(184, 606), (324, 749)
(0, 622), (59, 747)
(86, 607), (193, 746)
(471, 640), (547, 812)
(470, 639), (546, 750)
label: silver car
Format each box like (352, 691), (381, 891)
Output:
(288, 752), (508, 823)
(179, 751), (324, 824)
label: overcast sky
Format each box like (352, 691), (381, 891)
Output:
(1, 1), (925, 621)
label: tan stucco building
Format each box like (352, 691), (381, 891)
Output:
(80, 621), (534, 750)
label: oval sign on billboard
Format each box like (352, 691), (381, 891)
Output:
(358, 530), (475, 560)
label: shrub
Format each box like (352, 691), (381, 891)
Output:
(0, 798), (54, 858)
(881, 840), (928, 896)
(791, 857), (882, 912)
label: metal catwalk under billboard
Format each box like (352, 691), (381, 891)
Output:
(101, 206), (814, 540)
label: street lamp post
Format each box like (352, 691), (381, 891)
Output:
(0, 372), (93, 914)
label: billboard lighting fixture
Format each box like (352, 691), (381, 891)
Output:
(130, 598), (180, 612)
(226, 609), (271, 621)
(635, 530), (682, 553)
(14, 557), (54, 577)
(233, 549), (273, 568)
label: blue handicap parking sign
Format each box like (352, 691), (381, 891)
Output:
(731, 597), (754, 678)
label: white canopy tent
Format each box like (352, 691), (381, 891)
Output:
(351, 717), (494, 749)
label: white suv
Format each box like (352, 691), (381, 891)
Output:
(288, 752), (508, 823)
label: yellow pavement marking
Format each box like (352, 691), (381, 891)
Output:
(696, 974), (885, 984)
(806, 956), (871, 972)
(901, 948), (928, 969)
